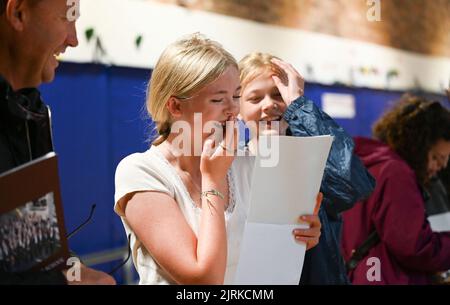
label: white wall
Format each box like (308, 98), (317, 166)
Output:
(63, 0), (450, 94)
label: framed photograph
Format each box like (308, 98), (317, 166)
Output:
(0, 152), (70, 272)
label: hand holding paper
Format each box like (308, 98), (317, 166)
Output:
(294, 192), (323, 250)
(234, 135), (333, 285)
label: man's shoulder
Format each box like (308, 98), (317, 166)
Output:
(0, 119), (17, 174)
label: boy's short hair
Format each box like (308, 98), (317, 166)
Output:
(238, 52), (284, 90)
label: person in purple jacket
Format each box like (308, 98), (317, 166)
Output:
(341, 94), (450, 285)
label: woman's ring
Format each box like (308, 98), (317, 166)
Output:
(220, 143), (235, 154)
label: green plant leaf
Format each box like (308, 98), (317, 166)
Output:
(85, 28), (95, 43)
(135, 35), (143, 49)
(387, 70), (399, 78)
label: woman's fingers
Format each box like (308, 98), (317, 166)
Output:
(293, 227), (321, 238)
(295, 235), (319, 243)
(225, 119), (239, 152)
(294, 236), (320, 250)
(295, 212), (322, 251)
(272, 75), (284, 90)
(293, 194), (323, 251)
(271, 58), (302, 79)
(299, 215), (321, 228)
(270, 58), (304, 104)
(202, 138), (214, 158)
(200, 131), (235, 181)
(212, 119), (238, 158)
(271, 58), (292, 72)
(271, 58), (304, 91)
(314, 192), (323, 215)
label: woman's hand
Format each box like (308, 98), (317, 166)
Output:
(200, 120), (237, 181)
(271, 58), (305, 108)
(293, 192), (323, 251)
(64, 264), (116, 285)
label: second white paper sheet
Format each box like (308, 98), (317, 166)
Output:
(428, 212), (450, 232)
(234, 135), (333, 285)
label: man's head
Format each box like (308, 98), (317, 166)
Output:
(0, 0), (79, 89)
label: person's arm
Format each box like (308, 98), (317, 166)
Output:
(373, 163), (450, 272)
(124, 183), (227, 284)
(124, 140), (233, 285)
(270, 58), (375, 217)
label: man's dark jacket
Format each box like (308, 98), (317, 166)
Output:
(0, 75), (67, 284)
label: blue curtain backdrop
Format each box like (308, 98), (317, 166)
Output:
(39, 62), (448, 282)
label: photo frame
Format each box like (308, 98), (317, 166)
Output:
(0, 152), (70, 272)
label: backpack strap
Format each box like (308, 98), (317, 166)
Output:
(346, 231), (380, 272)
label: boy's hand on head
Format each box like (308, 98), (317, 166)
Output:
(270, 58), (305, 108)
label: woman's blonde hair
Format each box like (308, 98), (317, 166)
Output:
(146, 33), (238, 146)
(238, 52), (284, 90)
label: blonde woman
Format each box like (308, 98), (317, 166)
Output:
(114, 34), (322, 285)
(238, 53), (375, 284)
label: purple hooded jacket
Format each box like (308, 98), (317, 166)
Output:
(341, 137), (450, 284)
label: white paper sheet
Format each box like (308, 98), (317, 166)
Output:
(234, 223), (307, 285)
(247, 135), (334, 225)
(234, 135), (333, 285)
(428, 212), (450, 232)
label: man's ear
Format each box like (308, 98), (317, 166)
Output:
(5, 0), (27, 31)
(167, 97), (183, 118)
